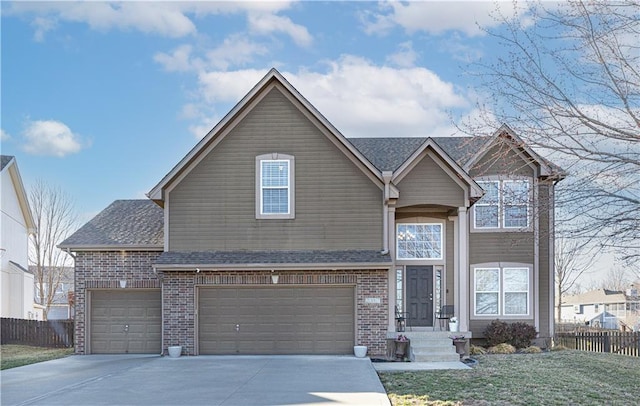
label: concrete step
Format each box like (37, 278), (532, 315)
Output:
(390, 331), (470, 363)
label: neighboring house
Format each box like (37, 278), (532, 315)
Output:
(30, 266), (75, 320)
(561, 287), (640, 331)
(60, 69), (564, 356)
(1, 155), (37, 319)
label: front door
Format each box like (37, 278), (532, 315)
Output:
(406, 266), (433, 327)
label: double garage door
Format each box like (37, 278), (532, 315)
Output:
(198, 286), (355, 355)
(90, 290), (161, 354)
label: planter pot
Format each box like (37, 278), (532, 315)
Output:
(353, 345), (367, 358)
(452, 340), (467, 359)
(168, 346), (182, 358)
(449, 321), (459, 332)
(394, 340), (409, 361)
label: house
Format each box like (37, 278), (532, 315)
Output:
(60, 69), (564, 356)
(1, 155), (37, 319)
(560, 287), (640, 331)
(30, 266), (75, 320)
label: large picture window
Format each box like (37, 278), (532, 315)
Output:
(475, 179), (530, 229)
(473, 267), (530, 316)
(256, 154), (295, 219)
(396, 223), (442, 260)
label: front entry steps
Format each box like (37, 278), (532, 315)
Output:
(390, 331), (472, 362)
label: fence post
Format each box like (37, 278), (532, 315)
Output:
(604, 332), (611, 353)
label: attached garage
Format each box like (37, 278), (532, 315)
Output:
(198, 286), (355, 355)
(89, 290), (161, 354)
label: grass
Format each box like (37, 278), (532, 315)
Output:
(379, 350), (640, 405)
(1, 345), (73, 370)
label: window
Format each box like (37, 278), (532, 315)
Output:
(256, 154), (295, 219)
(396, 223), (442, 260)
(474, 179), (530, 229)
(473, 267), (530, 316)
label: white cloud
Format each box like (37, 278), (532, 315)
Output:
(8, 1), (308, 45)
(22, 120), (87, 157)
(363, 1), (532, 37)
(188, 58), (471, 139)
(154, 45), (198, 72)
(1, 129), (11, 142)
(247, 12), (313, 47)
(9, 2), (196, 38)
(386, 41), (418, 67)
(205, 34), (270, 70)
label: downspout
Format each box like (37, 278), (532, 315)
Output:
(381, 171), (393, 254)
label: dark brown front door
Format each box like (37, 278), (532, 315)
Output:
(406, 266), (433, 327)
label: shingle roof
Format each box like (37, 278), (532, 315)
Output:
(59, 200), (163, 248)
(347, 137), (488, 172)
(563, 289), (628, 305)
(155, 250), (391, 267)
(1, 155), (14, 171)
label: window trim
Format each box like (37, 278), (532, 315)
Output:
(472, 264), (532, 318)
(255, 153), (295, 219)
(396, 222), (443, 260)
(472, 177), (532, 231)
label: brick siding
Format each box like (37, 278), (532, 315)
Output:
(73, 250), (162, 354)
(75, 251), (389, 356)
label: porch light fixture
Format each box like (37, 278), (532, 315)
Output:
(119, 280), (127, 289)
(271, 271), (279, 284)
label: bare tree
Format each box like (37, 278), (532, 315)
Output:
(600, 266), (630, 292)
(467, 1), (639, 266)
(555, 237), (592, 320)
(29, 179), (77, 320)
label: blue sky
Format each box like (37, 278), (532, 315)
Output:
(2, 1), (533, 221)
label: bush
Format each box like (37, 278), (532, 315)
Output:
(484, 320), (538, 348)
(487, 343), (516, 354)
(519, 346), (542, 354)
(470, 345), (486, 355)
(484, 320), (512, 346)
(510, 322), (538, 348)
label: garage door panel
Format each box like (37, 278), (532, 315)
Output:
(199, 286), (354, 355)
(90, 290), (161, 354)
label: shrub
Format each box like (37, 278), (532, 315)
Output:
(470, 345), (486, 355)
(487, 343), (516, 354)
(519, 346), (542, 354)
(484, 320), (512, 346)
(510, 322), (538, 348)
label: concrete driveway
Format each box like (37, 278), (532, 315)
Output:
(1, 355), (390, 406)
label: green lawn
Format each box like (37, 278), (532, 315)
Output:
(1, 345), (73, 370)
(379, 350), (640, 405)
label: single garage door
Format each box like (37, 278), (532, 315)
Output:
(199, 286), (355, 355)
(90, 290), (161, 354)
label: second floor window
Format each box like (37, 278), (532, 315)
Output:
(256, 154), (295, 219)
(475, 179), (530, 230)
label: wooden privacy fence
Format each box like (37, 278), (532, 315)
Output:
(556, 331), (640, 357)
(1, 318), (74, 348)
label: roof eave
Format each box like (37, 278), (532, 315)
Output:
(58, 244), (164, 252)
(153, 261), (393, 272)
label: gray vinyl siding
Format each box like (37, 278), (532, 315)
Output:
(168, 87), (383, 251)
(397, 154), (465, 208)
(469, 232), (534, 265)
(470, 143), (535, 178)
(537, 184), (551, 337)
(470, 318), (534, 338)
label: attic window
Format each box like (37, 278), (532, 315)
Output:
(256, 154), (295, 219)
